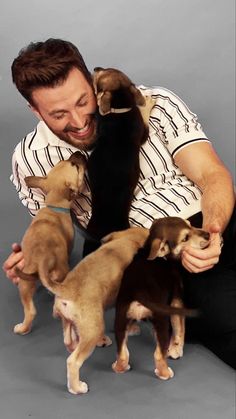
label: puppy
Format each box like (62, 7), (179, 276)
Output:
(112, 217), (210, 380)
(34, 226), (149, 394)
(14, 152), (86, 335)
(84, 67), (155, 254)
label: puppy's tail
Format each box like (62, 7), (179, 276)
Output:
(142, 300), (199, 318)
(38, 256), (71, 298)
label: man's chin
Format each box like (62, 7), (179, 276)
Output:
(57, 127), (97, 150)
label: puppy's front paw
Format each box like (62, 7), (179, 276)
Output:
(14, 323), (32, 335)
(144, 95), (156, 110)
(97, 335), (112, 347)
(68, 380), (89, 395)
(112, 360), (131, 373)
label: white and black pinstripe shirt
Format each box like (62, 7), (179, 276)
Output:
(10, 86), (209, 228)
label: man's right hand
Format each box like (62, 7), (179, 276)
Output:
(2, 243), (24, 285)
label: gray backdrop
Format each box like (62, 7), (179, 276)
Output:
(0, 1), (235, 419)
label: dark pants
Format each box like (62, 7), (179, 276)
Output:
(184, 208), (236, 369)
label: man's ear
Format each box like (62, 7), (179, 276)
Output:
(147, 238), (170, 259)
(25, 176), (47, 192)
(27, 103), (43, 121)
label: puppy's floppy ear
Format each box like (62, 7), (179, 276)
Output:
(129, 85), (145, 106)
(97, 91), (113, 115)
(25, 176), (47, 192)
(147, 238), (170, 259)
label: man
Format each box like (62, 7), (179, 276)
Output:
(2, 38), (236, 369)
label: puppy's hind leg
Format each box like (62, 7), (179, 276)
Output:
(112, 304), (131, 373)
(14, 279), (37, 335)
(66, 318), (104, 395)
(152, 316), (174, 380)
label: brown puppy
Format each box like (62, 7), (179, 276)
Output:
(84, 67), (155, 255)
(14, 152), (86, 335)
(112, 217), (210, 380)
(36, 227), (149, 394)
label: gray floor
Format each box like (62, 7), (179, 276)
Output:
(0, 205), (235, 419)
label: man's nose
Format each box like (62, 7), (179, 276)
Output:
(69, 111), (87, 128)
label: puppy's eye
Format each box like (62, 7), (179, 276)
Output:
(182, 234), (189, 242)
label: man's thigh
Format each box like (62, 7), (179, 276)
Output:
(183, 266), (236, 335)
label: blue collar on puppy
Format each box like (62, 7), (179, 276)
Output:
(46, 205), (71, 214)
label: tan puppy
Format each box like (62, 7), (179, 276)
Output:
(14, 152), (86, 335)
(37, 227), (149, 394)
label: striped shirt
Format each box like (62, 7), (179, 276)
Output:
(10, 86), (209, 228)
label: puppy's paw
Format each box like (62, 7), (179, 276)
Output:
(168, 338), (184, 359)
(155, 366), (174, 380)
(13, 323), (32, 335)
(168, 344), (184, 359)
(143, 95), (156, 110)
(112, 360), (131, 373)
(96, 335), (112, 347)
(68, 380), (89, 395)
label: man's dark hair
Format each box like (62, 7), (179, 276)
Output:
(11, 38), (92, 105)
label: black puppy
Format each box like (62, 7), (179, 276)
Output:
(84, 67), (152, 255)
(112, 217), (210, 380)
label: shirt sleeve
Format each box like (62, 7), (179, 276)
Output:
(153, 88), (210, 157)
(10, 147), (46, 217)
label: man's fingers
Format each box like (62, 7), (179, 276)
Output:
(3, 251), (24, 271)
(182, 251), (219, 268)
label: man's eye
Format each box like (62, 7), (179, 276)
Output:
(77, 101), (88, 107)
(54, 114), (65, 120)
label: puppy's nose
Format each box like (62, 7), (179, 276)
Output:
(203, 231), (210, 240)
(94, 67), (104, 72)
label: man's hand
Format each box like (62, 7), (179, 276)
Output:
(181, 232), (222, 273)
(2, 243), (24, 284)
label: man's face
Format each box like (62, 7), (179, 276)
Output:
(30, 67), (97, 150)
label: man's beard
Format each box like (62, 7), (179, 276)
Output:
(47, 114), (97, 151)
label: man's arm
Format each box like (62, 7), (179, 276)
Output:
(174, 141), (235, 273)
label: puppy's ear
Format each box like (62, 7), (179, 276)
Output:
(25, 176), (47, 192)
(69, 152), (86, 167)
(129, 85), (145, 106)
(147, 238), (170, 259)
(184, 219), (191, 226)
(64, 182), (79, 201)
(98, 91), (113, 115)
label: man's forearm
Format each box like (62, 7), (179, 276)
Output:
(200, 169), (235, 232)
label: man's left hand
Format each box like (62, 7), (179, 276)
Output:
(181, 232), (222, 273)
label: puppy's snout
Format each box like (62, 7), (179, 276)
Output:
(199, 231), (210, 249)
(202, 231), (210, 241)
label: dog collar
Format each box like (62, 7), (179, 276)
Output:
(46, 205), (71, 214)
(109, 107), (132, 114)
